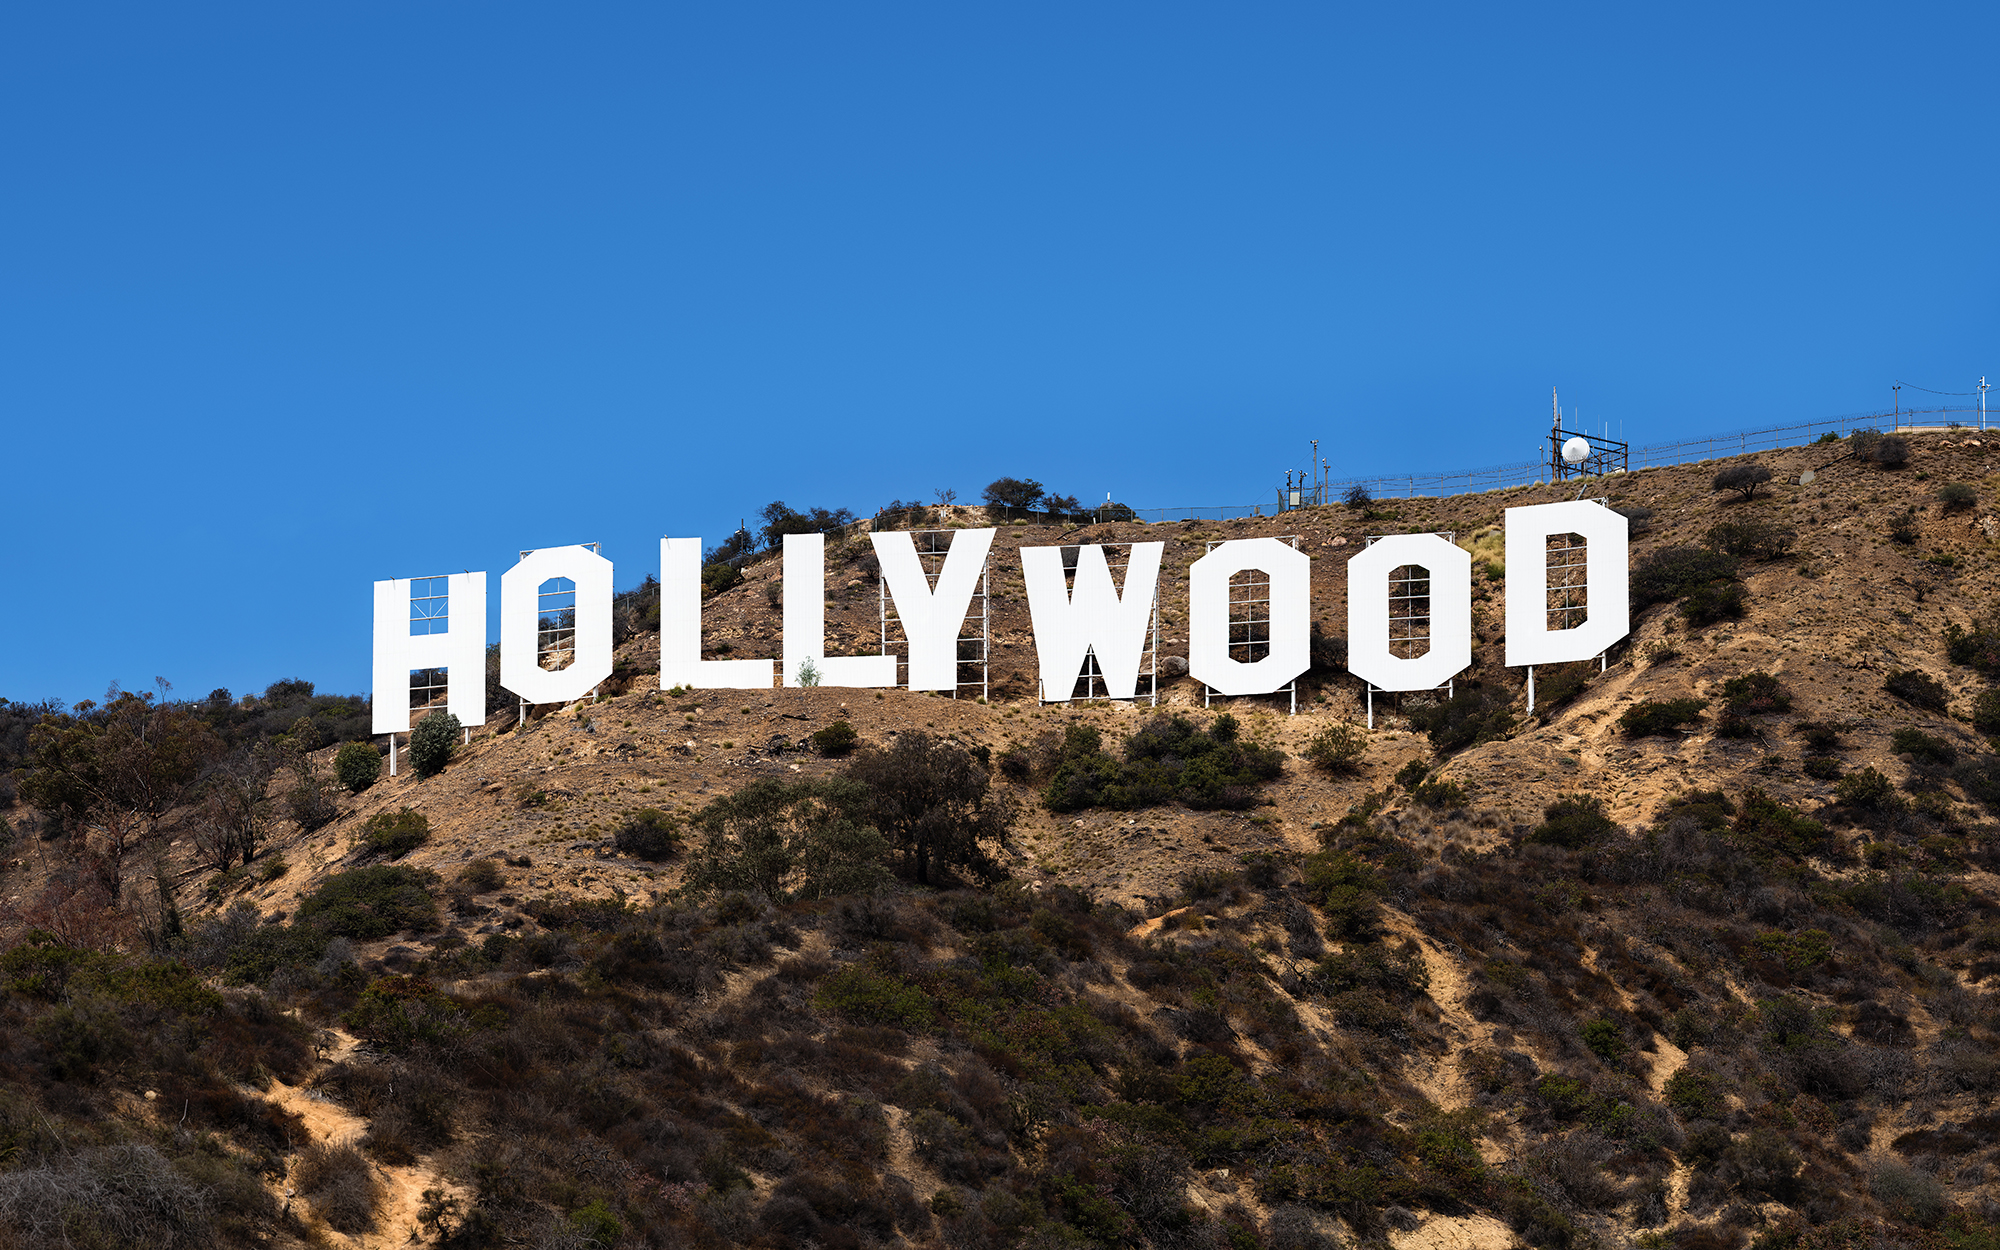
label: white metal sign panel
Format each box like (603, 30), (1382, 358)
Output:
(871, 527), (995, 692)
(1021, 542), (1162, 701)
(1504, 501), (1630, 667)
(659, 537), (775, 689)
(1346, 534), (1472, 692)
(371, 572), (488, 733)
(501, 545), (614, 705)
(782, 532), (898, 688)
(1188, 537), (1310, 696)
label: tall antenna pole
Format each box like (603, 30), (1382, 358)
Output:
(1550, 387), (1561, 483)
(1981, 377), (1990, 432)
(1893, 383), (1901, 428)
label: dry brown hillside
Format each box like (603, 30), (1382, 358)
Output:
(228, 429), (2000, 916)
(7, 428), (2000, 1250)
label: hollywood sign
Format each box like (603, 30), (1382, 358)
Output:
(370, 499), (1626, 733)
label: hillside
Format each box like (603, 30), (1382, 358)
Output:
(6, 429), (2000, 1250)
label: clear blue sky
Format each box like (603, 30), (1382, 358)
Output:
(4, 3), (1996, 706)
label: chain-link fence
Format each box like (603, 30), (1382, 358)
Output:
(1279, 405), (1995, 507)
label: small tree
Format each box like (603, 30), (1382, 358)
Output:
(982, 477), (1045, 512)
(1712, 463), (1773, 501)
(757, 501), (856, 550)
(408, 711), (460, 779)
(1343, 483), (1372, 509)
(286, 756), (339, 832)
(844, 731), (1010, 885)
(195, 751), (270, 871)
(334, 741), (382, 794)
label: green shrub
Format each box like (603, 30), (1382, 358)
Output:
(1714, 712), (1759, 739)
(1793, 721), (1843, 750)
(1682, 578), (1748, 626)
(568, 1199), (624, 1249)
(1581, 1018), (1626, 1062)
(334, 740), (383, 794)
(1884, 669), (1948, 712)
(843, 730), (1009, 885)
(1528, 794), (1617, 848)
(813, 965), (935, 1029)
(1854, 429), (1910, 466)
(343, 974), (472, 1054)
(702, 562), (743, 597)
(1889, 506), (1920, 545)
(455, 858), (504, 891)
(612, 807), (683, 861)
(1531, 662), (1594, 714)
(1405, 686), (1513, 754)
(682, 776), (892, 901)
(1891, 728), (1957, 765)
(812, 721), (859, 756)
(1736, 789), (1829, 856)
(1619, 698), (1706, 736)
(1753, 928), (1833, 971)
(1721, 671), (1792, 716)
(409, 710), (460, 778)
(1302, 851), (1381, 939)
(1410, 776), (1468, 810)
(1663, 1067), (1724, 1119)
(1947, 623), (2000, 675)
(1632, 546), (1738, 610)
(1836, 766), (1898, 810)
(297, 865), (439, 939)
(1974, 689), (2000, 736)
(1938, 482), (1978, 511)
(1803, 756), (1842, 780)
(1871, 1161), (1947, 1228)
(1303, 723), (1367, 773)
(1045, 714), (1284, 813)
(1706, 518), (1796, 560)
(360, 807), (429, 859)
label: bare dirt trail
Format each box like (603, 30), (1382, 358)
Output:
(1387, 1212), (1516, 1250)
(1377, 909), (1504, 1116)
(260, 1027), (468, 1249)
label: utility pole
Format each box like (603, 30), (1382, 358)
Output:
(1982, 377), (1990, 432)
(1309, 438), (1320, 503)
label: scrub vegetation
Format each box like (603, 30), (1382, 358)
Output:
(6, 439), (2000, 1247)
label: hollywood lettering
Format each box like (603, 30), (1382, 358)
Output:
(370, 500), (1627, 732)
